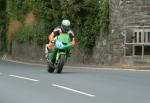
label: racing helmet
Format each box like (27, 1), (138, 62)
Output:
(61, 19), (71, 32)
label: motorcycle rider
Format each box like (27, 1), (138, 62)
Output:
(46, 19), (76, 66)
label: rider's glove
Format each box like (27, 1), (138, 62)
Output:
(50, 40), (55, 44)
(71, 38), (76, 46)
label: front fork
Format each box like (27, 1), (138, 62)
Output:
(55, 52), (66, 64)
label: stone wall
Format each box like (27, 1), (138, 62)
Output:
(11, 41), (85, 64)
(110, 0), (150, 27)
(11, 41), (45, 63)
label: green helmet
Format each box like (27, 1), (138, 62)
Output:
(61, 19), (71, 32)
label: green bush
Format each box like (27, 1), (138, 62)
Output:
(14, 20), (48, 44)
(32, 20), (48, 45)
(14, 25), (31, 43)
(5, 0), (109, 54)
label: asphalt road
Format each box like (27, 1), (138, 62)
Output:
(0, 58), (150, 103)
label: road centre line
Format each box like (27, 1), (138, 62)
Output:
(52, 84), (95, 97)
(9, 75), (39, 82)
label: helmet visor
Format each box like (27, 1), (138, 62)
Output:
(62, 25), (70, 31)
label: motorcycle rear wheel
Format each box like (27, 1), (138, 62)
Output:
(47, 63), (55, 73)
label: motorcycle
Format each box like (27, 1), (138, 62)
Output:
(47, 33), (73, 73)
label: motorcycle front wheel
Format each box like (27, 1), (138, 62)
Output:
(56, 55), (65, 73)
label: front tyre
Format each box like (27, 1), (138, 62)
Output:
(56, 55), (65, 73)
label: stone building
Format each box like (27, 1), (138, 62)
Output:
(108, 0), (150, 65)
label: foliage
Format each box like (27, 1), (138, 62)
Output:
(32, 20), (48, 45)
(14, 25), (31, 43)
(75, 0), (100, 54)
(98, 0), (109, 37)
(57, 0), (109, 54)
(14, 20), (48, 44)
(0, 0), (7, 50)
(1, 0), (109, 54)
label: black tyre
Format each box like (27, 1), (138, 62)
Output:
(56, 55), (65, 73)
(47, 63), (55, 73)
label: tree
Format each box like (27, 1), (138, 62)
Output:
(0, 0), (7, 50)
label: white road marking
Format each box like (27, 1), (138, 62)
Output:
(9, 75), (39, 82)
(3, 57), (44, 66)
(52, 84), (95, 97)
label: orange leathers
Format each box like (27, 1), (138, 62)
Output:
(49, 32), (55, 41)
(47, 33), (55, 49)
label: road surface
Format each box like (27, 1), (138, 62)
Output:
(0, 58), (150, 103)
